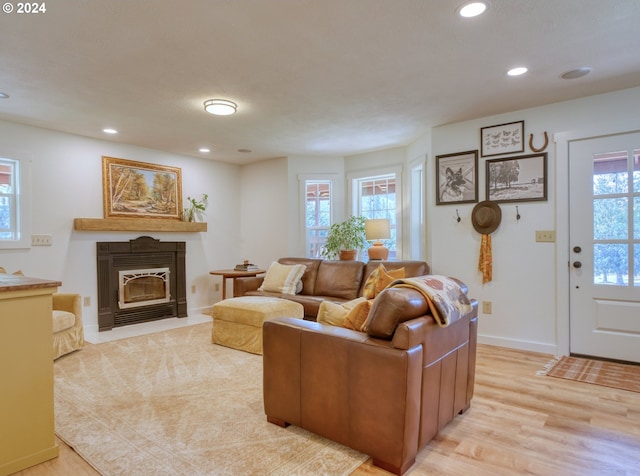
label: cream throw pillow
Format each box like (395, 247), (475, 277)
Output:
(317, 297), (368, 328)
(258, 262), (306, 295)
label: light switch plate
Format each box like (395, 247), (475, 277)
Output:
(535, 230), (556, 242)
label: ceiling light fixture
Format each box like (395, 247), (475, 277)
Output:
(199, 148), (211, 153)
(458, 1), (487, 18)
(507, 67), (528, 76)
(103, 128), (118, 134)
(204, 99), (237, 116)
(561, 67), (592, 80)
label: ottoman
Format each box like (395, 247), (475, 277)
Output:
(211, 296), (304, 354)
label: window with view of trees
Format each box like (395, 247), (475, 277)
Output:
(356, 174), (397, 259)
(592, 150), (640, 285)
(305, 180), (332, 258)
(0, 158), (19, 241)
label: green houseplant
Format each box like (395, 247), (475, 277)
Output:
(183, 193), (208, 222)
(321, 215), (367, 260)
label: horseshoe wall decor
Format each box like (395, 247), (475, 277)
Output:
(529, 131), (549, 152)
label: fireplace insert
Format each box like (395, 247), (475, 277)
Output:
(97, 236), (187, 331)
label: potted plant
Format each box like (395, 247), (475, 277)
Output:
(183, 193), (208, 222)
(321, 215), (367, 260)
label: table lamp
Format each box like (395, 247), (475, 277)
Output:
(365, 218), (391, 260)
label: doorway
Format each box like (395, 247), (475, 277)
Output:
(568, 131), (640, 363)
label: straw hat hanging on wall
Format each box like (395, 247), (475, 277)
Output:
(472, 200), (502, 284)
(472, 201), (502, 235)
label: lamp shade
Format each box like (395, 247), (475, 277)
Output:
(365, 219), (390, 260)
(365, 219), (391, 241)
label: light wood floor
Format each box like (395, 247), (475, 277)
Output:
(16, 344), (640, 476)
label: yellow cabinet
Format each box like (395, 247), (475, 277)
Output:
(0, 275), (60, 475)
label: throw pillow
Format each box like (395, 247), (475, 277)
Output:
(317, 301), (349, 327)
(343, 299), (372, 331)
(258, 262), (306, 295)
(317, 297), (367, 328)
(362, 264), (405, 299)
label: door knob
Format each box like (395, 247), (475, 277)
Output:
(573, 246), (582, 253)
(573, 261), (582, 268)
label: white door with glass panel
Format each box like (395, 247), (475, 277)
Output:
(569, 132), (640, 363)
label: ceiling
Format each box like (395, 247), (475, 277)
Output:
(1, 0), (639, 165)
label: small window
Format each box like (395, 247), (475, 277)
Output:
(0, 157), (30, 249)
(355, 173), (398, 259)
(0, 158), (20, 241)
(305, 180), (332, 258)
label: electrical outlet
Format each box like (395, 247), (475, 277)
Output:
(31, 234), (53, 246)
(191, 284), (197, 294)
(83, 296), (91, 307)
(535, 230), (556, 242)
(482, 301), (492, 314)
(215, 283), (220, 292)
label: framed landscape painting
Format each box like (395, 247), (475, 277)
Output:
(435, 150), (478, 205)
(485, 152), (547, 203)
(102, 156), (183, 219)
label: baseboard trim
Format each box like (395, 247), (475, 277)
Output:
(478, 334), (557, 355)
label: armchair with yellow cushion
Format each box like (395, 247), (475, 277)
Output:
(1, 267), (84, 359)
(52, 293), (84, 359)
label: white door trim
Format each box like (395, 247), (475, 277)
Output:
(555, 124), (640, 357)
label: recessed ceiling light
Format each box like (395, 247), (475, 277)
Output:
(237, 149), (252, 153)
(199, 148), (211, 153)
(204, 99), (237, 116)
(561, 67), (592, 80)
(458, 1), (487, 18)
(0, 92), (9, 99)
(507, 67), (528, 76)
(103, 128), (118, 134)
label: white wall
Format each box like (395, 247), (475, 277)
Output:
(239, 157), (290, 267)
(0, 120), (242, 332)
(426, 86), (640, 354)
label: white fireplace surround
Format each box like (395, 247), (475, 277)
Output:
(118, 267), (171, 310)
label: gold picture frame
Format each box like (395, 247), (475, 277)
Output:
(102, 156), (182, 219)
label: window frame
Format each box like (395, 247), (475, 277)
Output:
(298, 174), (338, 258)
(348, 165), (403, 259)
(0, 155), (31, 249)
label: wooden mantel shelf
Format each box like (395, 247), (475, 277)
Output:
(74, 218), (207, 232)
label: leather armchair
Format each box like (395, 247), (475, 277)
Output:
(263, 286), (478, 475)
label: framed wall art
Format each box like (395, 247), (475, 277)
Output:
(102, 156), (183, 219)
(481, 120), (524, 157)
(435, 149), (478, 205)
(485, 152), (547, 203)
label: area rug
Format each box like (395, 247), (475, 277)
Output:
(53, 323), (367, 475)
(540, 355), (640, 393)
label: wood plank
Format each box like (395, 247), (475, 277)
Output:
(73, 217), (207, 232)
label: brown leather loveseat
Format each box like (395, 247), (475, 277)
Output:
(234, 257), (429, 319)
(263, 282), (478, 475)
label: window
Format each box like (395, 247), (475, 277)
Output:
(0, 158), (20, 241)
(355, 173), (398, 259)
(0, 156), (30, 249)
(305, 180), (332, 258)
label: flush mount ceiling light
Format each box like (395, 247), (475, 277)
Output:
(199, 148), (211, 153)
(561, 67), (592, 80)
(204, 99), (237, 116)
(103, 128), (118, 134)
(507, 67), (528, 76)
(458, 1), (487, 18)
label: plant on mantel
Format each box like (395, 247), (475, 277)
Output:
(182, 194), (208, 222)
(321, 215), (367, 260)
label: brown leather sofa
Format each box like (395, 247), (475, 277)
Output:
(263, 283), (478, 475)
(234, 257), (430, 319)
